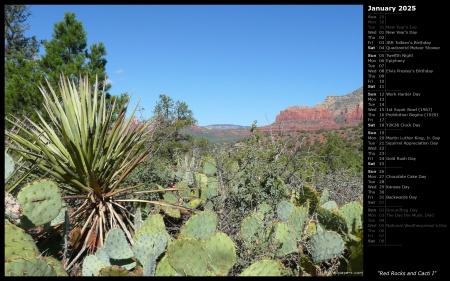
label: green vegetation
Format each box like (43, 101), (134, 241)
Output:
(4, 5), (362, 276)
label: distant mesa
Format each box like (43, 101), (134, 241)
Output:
(262, 87), (363, 132)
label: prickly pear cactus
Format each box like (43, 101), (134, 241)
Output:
(177, 180), (199, 198)
(197, 172), (209, 187)
(162, 189), (179, 204)
(143, 255), (157, 276)
(136, 214), (171, 244)
(273, 222), (297, 257)
(317, 207), (349, 236)
(184, 198), (202, 209)
(287, 206), (308, 241)
(142, 213), (167, 229)
(240, 214), (265, 247)
(5, 220), (39, 262)
(305, 221), (317, 237)
(99, 265), (130, 276)
(179, 210), (217, 241)
(104, 228), (134, 260)
(132, 232), (168, 266)
(82, 255), (105, 276)
(239, 259), (285, 276)
(50, 203), (67, 226)
(94, 247), (112, 267)
(321, 200), (339, 211)
(255, 202), (273, 216)
(155, 255), (179, 276)
(276, 200), (295, 222)
(5, 258), (57, 276)
(161, 205), (181, 218)
(5, 220), (66, 276)
(167, 237), (208, 276)
(17, 179), (62, 227)
(294, 184), (320, 215)
(202, 155), (217, 176)
(134, 208), (143, 234)
(299, 255), (319, 276)
(319, 187), (329, 205)
(308, 231), (345, 264)
(339, 201), (363, 233)
(42, 256), (69, 276)
(5, 152), (15, 180)
(204, 232), (237, 275)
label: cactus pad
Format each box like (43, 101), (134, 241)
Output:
(204, 232), (237, 275)
(185, 198), (202, 209)
(240, 215), (264, 245)
(299, 255), (319, 276)
(305, 221), (317, 237)
(167, 237), (208, 276)
(239, 259), (284, 276)
(133, 232), (168, 265)
(99, 265), (130, 276)
(193, 172), (208, 188)
(17, 179), (62, 226)
(94, 247), (111, 266)
(5, 221), (39, 261)
(82, 255), (105, 276)
(255, 203), (273, 216)
(319, 188), (330, 205)
(143, 255), (157, 276)
(141, 213), (166, 229)
(5, 152), (15, 180)
(321, 200), (339, 211)
(104, 228), (134, 260)
(180, 210), (217, 241)
(295, 184), (320, 214)
(276, 200), (295, 222)
(340, 201), (363, 232)
(134, 208), (143, 234)
(136, 224), (171, 245)
(273, 222), (297, 257)
(287, 206), (308, 241)
(5, 258), (57, 276)
(308, 231), (345, 263)
(161, 205), (181, 218)
(155, 255), (178, 276)
(202, 156), (217, 176)
(42, 256), (69, 276)
(317, 207), (349, 235)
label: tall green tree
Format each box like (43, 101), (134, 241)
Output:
(39, 11), (110, 93)
(152, 94), (197, 160)
(4, 5), (44, 126)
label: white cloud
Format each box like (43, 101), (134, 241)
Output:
(106, 79), (113, 85)
(115, 69), (124, 74)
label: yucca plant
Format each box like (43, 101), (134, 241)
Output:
(5, 74), (194, 271)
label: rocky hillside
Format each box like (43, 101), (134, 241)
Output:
(263, 87), (363, 131)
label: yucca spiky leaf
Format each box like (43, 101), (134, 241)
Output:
(5, 74), (163, 269)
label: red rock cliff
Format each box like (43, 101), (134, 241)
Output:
(270, 87), (363, 131)
(275, 105), (333, 122)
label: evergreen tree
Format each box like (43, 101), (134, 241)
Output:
(4, 5), (44, 126)
(39, 11), (111, 92)
(152, 94), (197, 160)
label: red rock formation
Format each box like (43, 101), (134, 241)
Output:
(344, 102), (364, 123)
(275, 105), (333, 123)
(270, 87), (364, 131)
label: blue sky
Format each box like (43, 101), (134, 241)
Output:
(26, 4), (363, 126)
